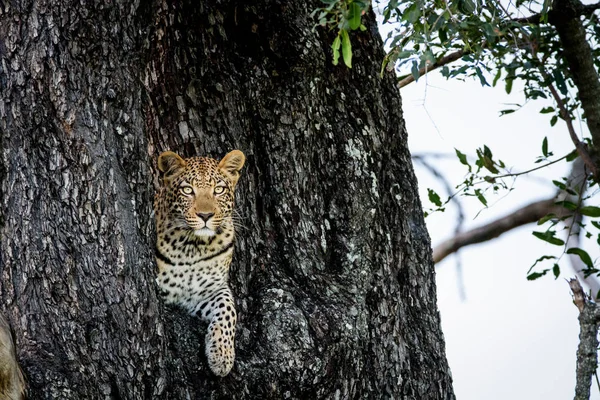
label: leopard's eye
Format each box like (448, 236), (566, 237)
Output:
(214, 186), (226, 195)
(180, 186), (194, 195)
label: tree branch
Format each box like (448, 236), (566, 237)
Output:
(551, 0), (600, 183)
(542, 75), (600, 181)
(432, 198), (567, 263)
(398, 49), (466, 88)
(397, 1), (600, 94)
(558, 157), (600, 299)
(569, 278), (600, 400)
(513, 1), (600, 24)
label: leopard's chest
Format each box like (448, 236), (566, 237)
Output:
(156, 228), (234, 308)
(157, 255), (232, 311)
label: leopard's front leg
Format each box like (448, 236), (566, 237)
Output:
(195, 286), (237, 377)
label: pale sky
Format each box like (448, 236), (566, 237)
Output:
(401, 73), (600, 400)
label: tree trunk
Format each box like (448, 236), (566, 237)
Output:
(0, 0), (454, 398)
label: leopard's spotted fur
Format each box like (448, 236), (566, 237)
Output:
(154, 150), (245, 377)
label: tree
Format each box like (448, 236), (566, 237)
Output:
(363, 0), (600, 396)
(349, 0), (600, 286)
(0, 0), (453, 398)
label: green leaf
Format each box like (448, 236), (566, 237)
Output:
(540, 107), (554, 114)
(566, 248), (594, 268)
(382, 6), (391, 23)
(455, 148), (471, 172)
(566, 149), (579, 162)
(492, 69), (502, 87)
(532, 230), (565, 246)
(542, 137), (548, 157)
(555, 200), (578, 211)
(475, 189), (487, 206)
(528, 255), (557, 273)
(457, 0), (476, 13)
(541, 0), (550, 22)
(411, 61), (420, 82)
(483, 145), (493, 159)
(402, 3), (421, 23)
(348, 3), (362, 30)
(527, 270), (549, 280)
(422, 50), (435, 66)
(552, 263), (560, 279)
(580, 206), (600, 217)
(552, 180), (566, 190)
(537, 213), (556, 225)
(553, 69), (568, 95)
(481, 23), (497, 43)
(332, 35), (341, 66)
(475, 67), (489, 87)
(591, 221), (600, 230)
(550, 115), (558, 127)
(505, 78), (513, 94)
(439, 27), (448, 43)
(528, 89), (547, 100)
(428, 188), (443, 207)
(340, 29), (352, 68)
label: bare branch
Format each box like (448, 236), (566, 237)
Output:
(433, 198), (567, 263)
(569, 278), (586, 312)
(398, 50), (466, 89)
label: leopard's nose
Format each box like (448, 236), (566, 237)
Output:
(197, 212), (214, 222)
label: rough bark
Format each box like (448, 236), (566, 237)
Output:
(552, 0), (600, 176)
(0, 1), (454, 399)
(569, 279), (600, 400)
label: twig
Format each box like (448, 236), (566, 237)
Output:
(413, 154), (467, 298)
(485, 153), (569, 181)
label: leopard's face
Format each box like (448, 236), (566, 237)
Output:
(156, 150), (245, 237)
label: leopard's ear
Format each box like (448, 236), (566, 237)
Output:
(158, 151), (186, 178)
(218, 150), (245, 185)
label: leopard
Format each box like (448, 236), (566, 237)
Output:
(154, 149), (245, 377)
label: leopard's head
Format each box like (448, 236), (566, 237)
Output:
(157, 150), (245, 237)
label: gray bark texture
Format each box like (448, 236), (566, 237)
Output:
(0, 0), (454, 398)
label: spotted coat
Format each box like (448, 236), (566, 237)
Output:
(154, 150), (245, 377)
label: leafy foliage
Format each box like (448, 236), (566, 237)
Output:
(312, 0), (600, 282)
(312, 0), (370, 68)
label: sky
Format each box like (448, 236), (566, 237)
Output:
(401, 73), (600, 400)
